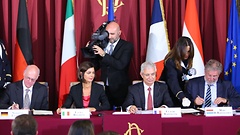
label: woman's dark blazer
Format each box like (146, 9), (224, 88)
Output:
(160, 58), (189, 106)
(62, 82), (110, 111)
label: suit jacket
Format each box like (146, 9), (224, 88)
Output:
(122, 81), (174, 110)
(62, 82), (110, 111)
(186, 76), (240, 108)
(93, 39), (133, 90)
(160, 58), (188, 106)
(92, 39), (133, 106)
(0, 81), (48, 110)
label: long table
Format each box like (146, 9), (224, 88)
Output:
(0, 112), (240, 135)
(103, 114), (240, 135)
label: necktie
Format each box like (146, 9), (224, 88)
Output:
(205, 84), (212, 107)
(24, 89), (30, 109)
(109, 44), (114, 55)
(147, 87), (153, 110)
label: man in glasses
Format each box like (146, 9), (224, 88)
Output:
(0, 65), (48, 110)
(122, 61), (173, 114)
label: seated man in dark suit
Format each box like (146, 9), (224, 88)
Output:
(0, 65), (48, 110)
(122, 61), (173, 113)
(186, 59), (240, 108)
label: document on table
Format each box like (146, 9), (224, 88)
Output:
(141, 110), (153, 114)
(112, 112), (130, 115)
(33, 110), (53, 115)
(198, 108), (205, 111)
(233, 110), (240, 115)
(181, 108), (200, 114)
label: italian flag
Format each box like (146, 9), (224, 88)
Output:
(182, 0), (204, 78)
(58, 0), (77, 107)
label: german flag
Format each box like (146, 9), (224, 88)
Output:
(13, 0), (33, 82)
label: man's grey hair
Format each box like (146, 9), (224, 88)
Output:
(205, 59), (223, 74)
(140, 61), (157, 73)
(23, 65), (40, 77)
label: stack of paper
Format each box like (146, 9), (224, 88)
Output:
(181, 108), (200, 114)
(33, 110), (53, 115)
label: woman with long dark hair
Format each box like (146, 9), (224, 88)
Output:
(160, 36), (194, 107)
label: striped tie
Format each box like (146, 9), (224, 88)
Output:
(204, 84), (212, 107)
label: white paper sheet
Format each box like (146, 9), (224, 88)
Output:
(112, 112), (130, 115)
(33, 110), (53, 115)
(181, 108), (200, 114)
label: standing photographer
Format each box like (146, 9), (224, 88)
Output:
(90, 21), (133, 109)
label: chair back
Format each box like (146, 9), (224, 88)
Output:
(132, 80), (165, 84)
(70, 82), (80, 88)
(132, 80), (142, 84)
(39, 82), (49, 106)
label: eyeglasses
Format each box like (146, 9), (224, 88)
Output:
(142, 73), (156, 77)
(25, 76), (37, 82)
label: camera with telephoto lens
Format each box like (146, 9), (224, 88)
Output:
(81, 21), (110, 58)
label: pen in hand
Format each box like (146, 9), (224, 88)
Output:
(195, 95), (204, 105)
(12, 101), (19, 109)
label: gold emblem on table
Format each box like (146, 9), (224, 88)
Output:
(124, 122), (144, 135)
(97, 0), (124, 16)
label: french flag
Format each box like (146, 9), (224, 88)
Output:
(146, 0), (170, 79)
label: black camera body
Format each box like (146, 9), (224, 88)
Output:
(81, 21), (110, 58)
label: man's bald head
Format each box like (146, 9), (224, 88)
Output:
(23, 65), (40, 88)
(105, 22), (121, 43)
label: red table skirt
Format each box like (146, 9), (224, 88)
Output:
(103, 114), (240, 135)
(0, 113), (103, 135)
(0, 112), (240, 135)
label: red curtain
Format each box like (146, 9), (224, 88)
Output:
(0, 0), (232, 110)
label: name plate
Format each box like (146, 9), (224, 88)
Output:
(205, 107), (233, 117)
(161, 108), (182, 118)
(61, 109), (90, 119)
(0, 109), (29, 119)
